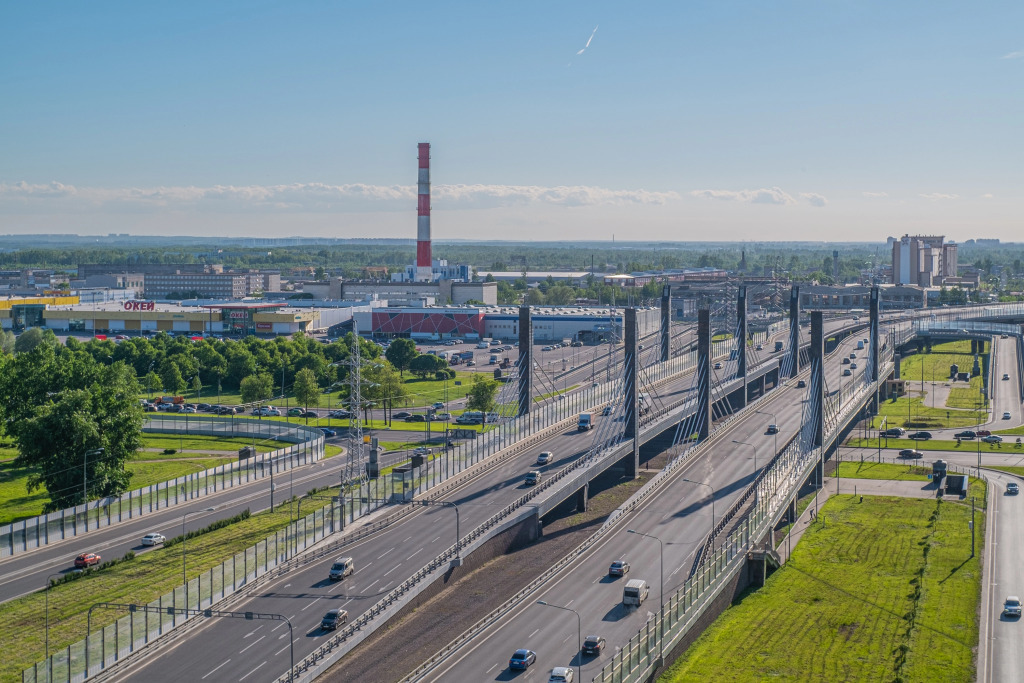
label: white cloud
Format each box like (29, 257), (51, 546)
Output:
(690, 186), (797, 205)
(0, 180), (679, 213)
(919, 193), (959, 201)
(799, 192), (827, 207)
(982, 193), (994, 199)
(1001, 50), (1024, 59)
(862, 191), (888, 198)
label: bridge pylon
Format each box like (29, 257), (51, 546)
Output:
(788, 286), (801, 378)
(624, 307), (639, 477)
(810, 311), (824, 447)
(697, 308), (712, 441)
(660, 285), (671, 363)
(517, 306), (532, 419)
(737, 285), (747, 408)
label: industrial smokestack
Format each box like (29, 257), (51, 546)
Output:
(416, 142), (432, 281)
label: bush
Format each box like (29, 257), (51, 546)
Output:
(163, 509), (251, 548)
(163, 448), (177, 455)
(49, 551), (136, 586)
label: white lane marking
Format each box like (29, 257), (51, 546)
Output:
(239, 661), (267, 681)
(271, 622), (287, 632)
(403, 536), (413, 542)
(529, 628), (540, 638)
(378, 548), (394, 559)
(239, 635), (265, 654)
(406, 548), (422, 560)
(565, 599), (574, 607)
(363, 579), (379, 592)
(275, 644), (290, 656)
(486, 662), (499, 673)
(243, 625), (264, 638)
(563, 635), (571, 643)
(383, 565), (399, 577)
(301, 598), (321, 611)
(432, 536), (441, 543)
(202, 659), (231, 679)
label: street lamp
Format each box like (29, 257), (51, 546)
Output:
(681, 478), (716, 540)
(627, 529), (665, 664)
(754, 409), (778, 456)
(732, 440), (758, 484)
(45, 572), (64, 661)
(82, 448), (104, 506)
(537, 600), (581, 681)
(182, 506), (216, 605)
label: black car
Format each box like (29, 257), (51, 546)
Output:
(908, 431), (932, 440)
(954, 430), (977, 440)
(299, 410), (318, 418)
(582, 635), (606, 655)
(404, 414), (426, 422)
(321, 609), (347, 631)
(797, 379), (807, 388)
(898, 449), (924, 459)
(393, 411), (411, 419)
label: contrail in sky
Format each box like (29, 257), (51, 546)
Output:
(576, 25), (598, 55)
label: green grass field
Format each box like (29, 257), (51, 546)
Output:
(140, 433), (278, 453)
(846, 437), (1022, 454)
(662, 492), (983, 683)
(834, 461), (931, 480)
(0, 491), (341, 682)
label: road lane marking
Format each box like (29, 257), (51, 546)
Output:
(239, 661), (266, 681)
(301, 598), (321, 611)
(486, 662), (499, 673)
(271, 622), (287, 632)
(202, 659), (231, 679)
(406, 548), (422, 560)
(243, 625), (264, 638)
(432, 536), (441, 543)
(378, 548), (394, 559)
(239, 635), (265, 653)
(275, 644), (290, 656)
(403, 536), (413, 542)
(363, 579), (379, 592)
(529, 628), (539, 638)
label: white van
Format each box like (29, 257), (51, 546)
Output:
(328, 556), (354, 581)
(623, 579), (650, 606)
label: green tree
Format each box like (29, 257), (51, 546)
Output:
(14, 363), (144, 511)
(363, 360), (406, 424)
(240, 372), (274, 405)
(293, 367), (321, 419)
(466, 374), (500, 413)
(190, 374), (203, 400)
(14, 327), (57, 354)
(385, 338), (418, 377)
(525, 288), (545, 305)
(144, 370), (163, 398)
(0, 329), (15, 354)
(409, 353), (446, 379)
(159, 359), (186, 395)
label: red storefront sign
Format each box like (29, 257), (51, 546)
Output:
(123, 300), (155, 312)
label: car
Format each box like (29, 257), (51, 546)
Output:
(978, 430), (992, 437)
(850, 362), (858, 370)
(582, 635), (606, 655)
(601, 405), (613, 416)
(767, 424), (778, 434)
(1007, 482), (1019, 495)
(197, 403), (212, 411)
(1004, 412), (1012, 420)
(713, 361), (723, 369)
(432, 401), (445, 410)
(983, 435), (1003, 444)
(299, 410), (318, 418)
(319, 427), (337, 437)
(1002, 334), (1010, 339)
(74, 552), (101, 569)
(1004, 373), (1011, 380)
(413, 446), (432, 456)
(393, 411), (411, 419)
(571, 341), (583, 347)
(266, 408), (281, 417)
(842, 357), (851, 365)
(898, 449), (923, 459)
(509, 649), (537, 670)
(465, 360), (476, 366)
(843, 369), (852, 376)
(908, 431), (932, 440)
(849, 352), (856, 359)
(609, 560), (630, 577)
(321, 608), (348, 631)
(327, 409), (351, 419)
(536, 451), (553, 465)
(144, 404), (157, 412)
(404, 414), (426, 422)
(141, 533), (166, 546)
(755, 343), (763, 351)
(954, 431), (977, 439)
(884, 427), (905, 438)
(288, 407), (304, 416)
(180, 406), (196, 413)
(525, 471), (541, 486)
(548, 666), (574, 682)
(797, 379), (807, 388)
(432, 412), (451, 421)
(1004, 596), (1022, 618)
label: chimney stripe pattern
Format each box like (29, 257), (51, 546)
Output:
(416, 143), (431, 275)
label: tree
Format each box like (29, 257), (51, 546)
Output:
(159, 359), (186, 395)
(466, 374), (500, 413)
(362, 360), (406, 425)
(14, 327), (56, 354)
(144, 370), (163, 398)
(240, 372), (274, 405)
(409, 354), (446, 379)
(0, 329), (15, 354)
(190, 374), (203, 400)
(14, 363), (144, 512)
(385, 338), (418, 377)
(293, 367), (320, 420)
(525, 288), (545, 305)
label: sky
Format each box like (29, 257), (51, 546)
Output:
(1, 1), (1021, 243)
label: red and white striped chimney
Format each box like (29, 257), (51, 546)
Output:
(416, 142), (432, 281)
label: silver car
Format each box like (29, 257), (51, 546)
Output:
(141, 533), (166, 546)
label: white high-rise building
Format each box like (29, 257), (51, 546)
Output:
(892, 235), (957, 287)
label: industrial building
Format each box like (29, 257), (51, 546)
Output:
(891, 235), (958, 287)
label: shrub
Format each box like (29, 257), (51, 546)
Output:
(163, 448), (177, 455)
(163, 509), (251, 548)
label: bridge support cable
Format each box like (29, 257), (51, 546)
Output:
(623, 307), (640, 477)
(696, 309), (713, 441)
(809, 311), (825, 448)
(517, 306), (532, 418)
(660, 285), (671, 363)
(737, 285), (748, 408)
(786, 285), (801, 378)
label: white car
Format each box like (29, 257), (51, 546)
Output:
(1004, 412), (1012, 420)
(536, 451), (553, 465)
(549, 667), (574, 683)
(141, 533), (166, 546)
(1004, 596), (1022, 617)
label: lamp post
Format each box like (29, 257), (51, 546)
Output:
(82, 448), (104, 506)
(755, 409), (778, 456)
(627, 529), (665, 664)
(45, 572), (64, 661)
(732, 440), (758, 483)
(682, 478), (715, 539)
(537, 600), (581, 681)
(182, 507), (216, 605)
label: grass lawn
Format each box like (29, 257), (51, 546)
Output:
(834, 461), (931, 481)
(846, 437), (1019, 454)
(127, 458), (236, 487)
(140, 433), (278, 453)
(662, 492), (983, 683)
(867, 341), (988, 430)
(0, 491), (341, 682)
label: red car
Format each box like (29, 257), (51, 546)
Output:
(977, 430), (992, 437)
(74, 552), (101, 569)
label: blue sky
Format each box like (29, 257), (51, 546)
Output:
(1, 1), (1021, 241)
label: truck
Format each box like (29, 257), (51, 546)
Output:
(489, 354), (500, 365)
(578, 412), (594, 431)
(458, 351), (474, 360)
(499, 357), (512, 369)
(774, 341), (784, 352)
